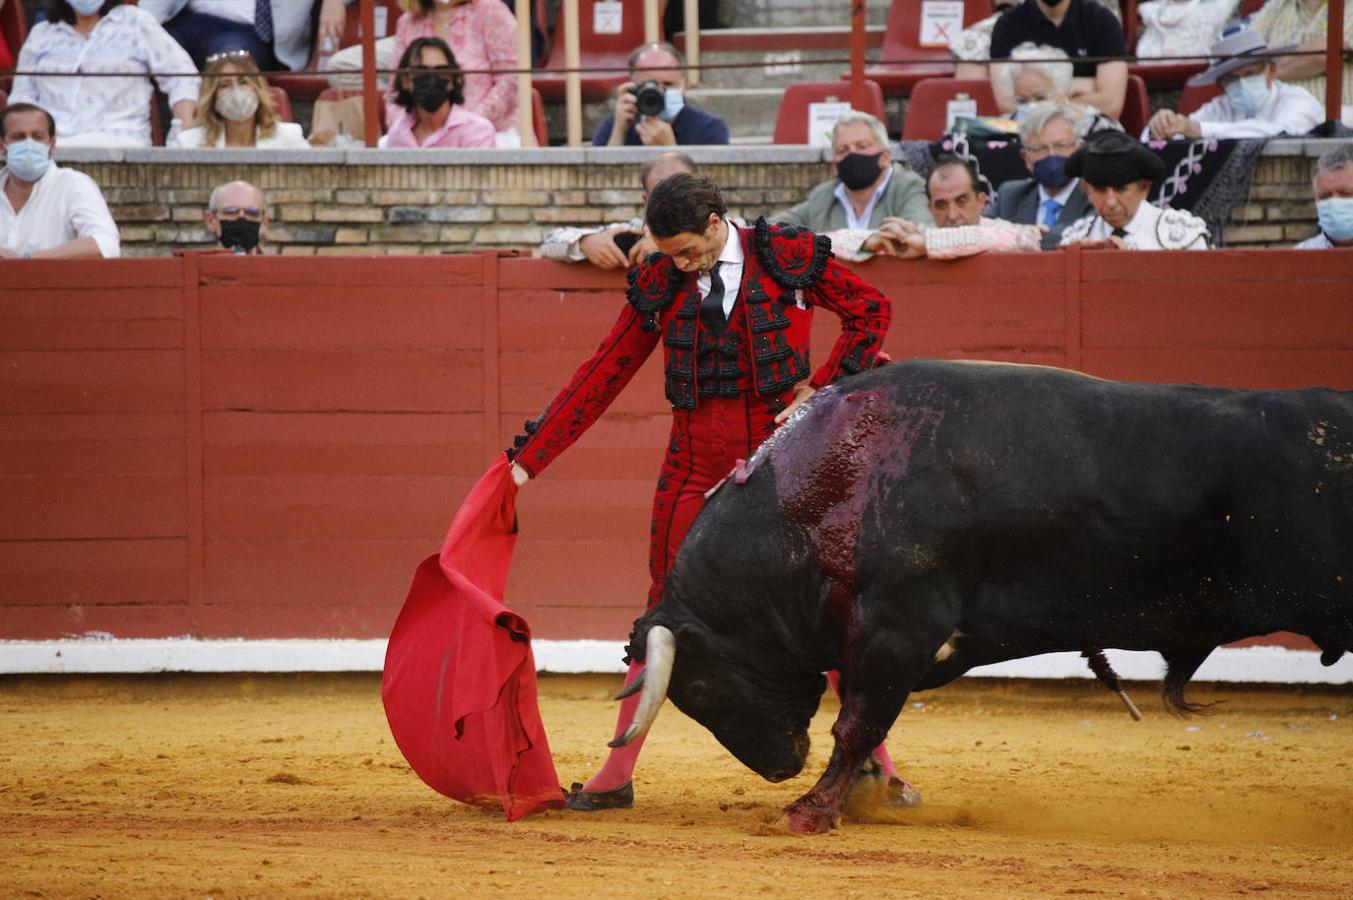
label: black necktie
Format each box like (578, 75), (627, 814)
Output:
(700, 262), (726, 339)
(254, 0), (274, 45)
(1111, 226), (1129, 238)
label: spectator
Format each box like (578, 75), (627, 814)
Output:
(993, 102), (1092, 248)
(953, 0), (1022, 80)
(140, 0), (345, 74)
(384, 37), (495, 149)
(172, 51), (310, 149)
(1296, 142), (1353, 248)
(540, 151), (697, 269)
(1059, 130), (1209, 249)
(772, 111), (931, 261)
(1249, 0), (1353, 107)
(1001, 42), (1117, 132)
(1146, 30), (1323, 140)
(593, 42), (730, 147)
(1135, 0), (1237, 60)
(873, 156), (1043, 259)
(0, 102), (120, 259)
(205, 180), (268, 255)
(11, 1), (199, 147)
(989, 0), (1129, 121)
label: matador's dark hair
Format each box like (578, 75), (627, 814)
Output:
(645, 173), (728, 239)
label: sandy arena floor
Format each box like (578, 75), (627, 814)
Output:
(2, 672), (1350, 898)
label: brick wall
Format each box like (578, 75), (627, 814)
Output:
(57, 140), (1336, 257)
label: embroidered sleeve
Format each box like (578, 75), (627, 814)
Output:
(752, 217), (832, 289)
(804, 256), (892, 387)
(924, 220), (1043, 259)
(507, 303), (662, 477)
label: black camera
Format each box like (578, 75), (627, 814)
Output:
(630, 80), (666, 118)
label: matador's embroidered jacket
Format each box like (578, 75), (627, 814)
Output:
(508, 218), (892, 476)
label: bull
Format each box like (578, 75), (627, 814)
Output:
(613, 359), (1352, 834)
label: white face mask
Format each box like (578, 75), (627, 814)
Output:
(215, 86), (261, 123)
(1223, 73), (1274, 118)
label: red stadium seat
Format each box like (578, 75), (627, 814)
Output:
(0, 0), (26, 91)
(267, 85), (294, 122)
(862, 0), (991, 97)
(1178, 81), (1222, 115)
(531, 86), (548, 146)
(533, 0), (639, 101)
(900, 77), (1000, 141)
(270, 0), (402, 102)
(0, 88), (7, 115)
(1118, 73), (1150, 140)
(773, 80), (887, 144)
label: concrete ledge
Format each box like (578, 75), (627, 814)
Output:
(3, 639), (1349, 684)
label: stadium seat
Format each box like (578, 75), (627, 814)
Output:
(267, 85), (294, 122)
(900, 77), (1000, 141)
(533, 0), (639, 101)
(773, 80), (887, 144)
(862, 0), (992, 97)
(531, 86), (548, 146)
(0, 88), (7, 115)
(1118, 74), (1150, 141)
(0, 0), (27, 92)
(270, 0), (401, 102)
(314, 87), (388, 134)
(1178, 81), (1222, 115)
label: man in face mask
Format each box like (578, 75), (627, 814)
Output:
(594, 42), (730, 147)
(1297, 143), (1353, 249)
(1146, 29), (1323, 142)
(0, 103), (120, 260)
(991, 102), (1091, 249)
(205, 180), (268, 255)
(772, 111), (931, 261)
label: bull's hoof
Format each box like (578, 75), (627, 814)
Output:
(784, 802), (839, 835)
(563, 781), (633, 812)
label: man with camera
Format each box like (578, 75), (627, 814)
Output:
(593, 43), (730, 147)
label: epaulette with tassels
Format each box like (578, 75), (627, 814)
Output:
(752, 216), (832, 290)
(625, 252), (682, 332)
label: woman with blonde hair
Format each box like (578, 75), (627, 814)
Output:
(173, 51), (310, 149)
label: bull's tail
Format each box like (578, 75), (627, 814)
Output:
(1082, 650), (1142, 721)
(1161, 649), (1219, 716)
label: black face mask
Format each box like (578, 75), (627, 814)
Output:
(836, 151), (885, 191)
(218, 217), (261, 254)
(411, 73), (451, 112)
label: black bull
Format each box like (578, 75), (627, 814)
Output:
(618, 359), (1353, 834)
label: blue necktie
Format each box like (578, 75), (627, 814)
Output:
(1041, 197), (1063, 229)
(254, 0), (274, 45)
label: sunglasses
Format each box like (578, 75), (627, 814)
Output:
(213, 206), (264, 220)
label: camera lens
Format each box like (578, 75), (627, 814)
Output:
(633, 80), (666, 118)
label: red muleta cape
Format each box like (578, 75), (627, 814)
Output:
(382, 453), (564, 820)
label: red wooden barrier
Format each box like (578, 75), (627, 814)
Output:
(3, 250), (1352, 643)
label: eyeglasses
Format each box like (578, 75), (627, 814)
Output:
(213, 206), (264, 221)
(206, 49), (257, 65)
(1024, 140), (1080, 157)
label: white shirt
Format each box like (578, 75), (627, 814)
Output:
(833, 166), (895, 232)
(186, 0), (255, 26)
(172, 122), (311, 149)
(696, 218), (745, 319)
(10, 6), (200, 147)
(1295, 232), (1335, 249)
(1141, 81), (1325, 142)
(0, 164), (121, 258)
(1060, 201), (1209, 250)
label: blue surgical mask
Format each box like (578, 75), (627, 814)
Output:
(67, 0), (106, 14)
(1224, 73), (1273, 118)
(3, 138), (52, 183)
(1032, 154), (1072, 190)
(660, 88), (685, 123)
(1316, 197), (1353, 242)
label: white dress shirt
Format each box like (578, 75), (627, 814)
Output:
(0, 164), (121, 258)
(1060, 201), (1209, 250)
(1295, 232), (1335, 249)
(696, 219), (745, 318)
(10, 6), (200, 147)
(172, 122), (311, 149)
(1139, 81), (1325, 142)
(185, 0), (255, 26)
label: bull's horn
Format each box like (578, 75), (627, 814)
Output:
(607, 626), (675, 748)
(614, 671), (644, 700)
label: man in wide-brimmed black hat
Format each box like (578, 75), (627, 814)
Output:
(1058, 130), (1210, 250)
(1145, 28), (1323, 142)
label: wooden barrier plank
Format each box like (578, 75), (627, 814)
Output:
(507, 538), (651, 606)
(199, 288), (485, 351)
(1082, 348), (1353, 390)
(0, 350), (185, 414)
(0, 539), (187, 608)
(1083, 288), (1353, 350)
(195, 254), (485, 287)
(0, 603), (194, 640)
(512, 604), (637, 641)
(515, 478), (653, 541)
(193, 603), (400, 638)
(0, 475), (187, 540)
(201, 349), (484, 412)
(0, 413), (184, 475)
(204, 411), (486, 478)
(0, 258), (182, 290)
(0, 288), (184, 350)
(205, 538), (429, 612)
(500, 349), (666, 416)
(204, 475), (476, 540)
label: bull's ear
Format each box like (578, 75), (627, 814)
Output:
(675, 622), (713, 656)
